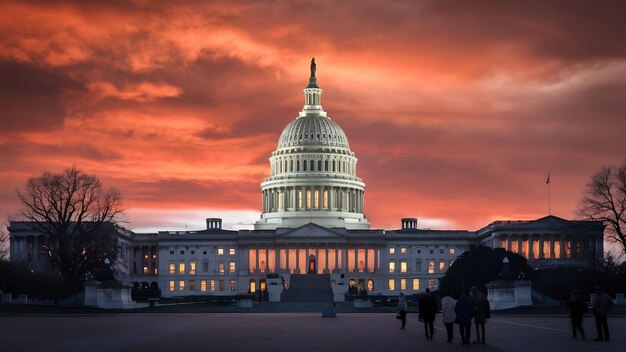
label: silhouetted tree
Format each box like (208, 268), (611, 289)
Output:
(0, 219), (9, 261)
(438, 246), (533, 297)
(17, 166), (124, 283)
(578, 159), (626, 258)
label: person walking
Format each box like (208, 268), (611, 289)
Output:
(455, 292), (474, 346)
(593, 285), (613, 341)
(419, 288), (438, 340)
(566, 290), (587, 340)
(441, 293), (457, 343)
(470, 286), (489, 344)
(397, 292), (408, 329)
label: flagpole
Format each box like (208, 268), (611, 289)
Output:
(547, 172), (551, 215)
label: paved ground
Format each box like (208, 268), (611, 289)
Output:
(0, 313), (624, 352)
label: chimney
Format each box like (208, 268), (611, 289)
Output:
(401, 218), (418, 230)
(206, 218), (222, 230)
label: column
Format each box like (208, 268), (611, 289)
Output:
(334, 244), (339, 271)
(527, 235), (534, 262)
(275, 246), (280, 273)
(325, 244), (329, 273)
(517, 238), (523, 256)
(539, 236), (544, 259)
(353, 247), (358, 272)
(255, 248), (259, 273)
(365, 247), (369, 272)
(292, 187), (297, 211)
(296, 243), (300, 274)
(374, 248), (379, 273)
(329, 187), (335, 211)
(559, 235), (566, 259)
(506, 235), (512, 252)
(550, 234), (555, 259)
(285, 244), (290, 272)
(343, 244), (348, 272)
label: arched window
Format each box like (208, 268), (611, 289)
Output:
(310, 160), (314, 171)
(249, 279), (256, 293)
(367, 279), (374, 291)
(325, 160), (329, 171)
(296, 160), (300, 171)
(318, 160), (322, 171)
(290, 160), (294, 172)
(303, 161), (307, 171)
(332, 160), (336, 172)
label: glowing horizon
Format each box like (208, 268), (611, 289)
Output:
(1, 1), (625, 234)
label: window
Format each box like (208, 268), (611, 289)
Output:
(143, 266), (149, 274)
(169, 280), (175, 292)
(388, 260), (396, 273)
(144, 254), (149, 259)
(400, 279), (407, 291)
(449, 248), (455, 255)
(201, 280), (207, 292)
(203, 250), (207, 255)
(169, 263), (175, 275)
(189, 280), (195, 291)
(400, 247), (407, 254)
(179, 262), (186, 275)
(400, 260), (408, 273)
(417, 249), (422, 254)
(219, 280), (225, 291)
(229, 248), (236, 255)
(416, 259), (422, 272)
(190, 262), (196, 275)
(230, 280), (236, 291)
(389, 247), (395, 254)
(219, 262), (225, 274)
(439, 249), (444, 254)
(202, 261), (209, 272)
(179, 280), (185, 291)
(152, 254), (157, 259)
(412, 279), (420, 291)
(428, 279), (436, 289)
(210, 280), (216, 291)
(439, 260), (445, 272)
(430, 249), (434, 254)
(229, 262), (236, 273)
(169, 250), (174, 255)
(367, 279), (374, 291)
(388, 279), (395, 291)
(428, 260), (435, 274)
(218, 248), (224, 256)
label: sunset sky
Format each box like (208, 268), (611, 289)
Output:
(1, 0), (625, 233)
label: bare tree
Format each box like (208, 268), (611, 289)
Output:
(17, 166), (124, 282)
(578, 159), (626, 257)
(0, 220), (9, 261)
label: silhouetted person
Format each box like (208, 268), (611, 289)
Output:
(455, 292), (474, 345)
(593, 285), (613, 341)
(566, 290), (587, 340)
(441, 293), (457, 342)
(470, 286), (489, 344)
(419, 288), (438, 340)
(397, 292), (408, 329)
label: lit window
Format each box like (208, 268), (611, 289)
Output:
(439, 260), (445, 272)
(389, 247), (395, 254)
(428, 260), (435, 274)
(189, 280), (195, 291)
(152, 254), (157, 259)
(169, 263), (175, 275)
(201, 280), (207, 292)
(219, 262), (225, 274)
(388, 279), (395, 291)
(179, 280), (185, 291)
(169, 280), (175, 292)
(400, 247), (407, 254)
(144, 254), (149, 259)
(367, 279), (374, 291)
(153, 268), (158, 274)
(400, 260), (407, 273)
(210, 280), (215, 291)
(218, 248), (224, 255)
(179, 262), (185, 275)
(249, 279), (256, 293)
(400, 279), (407, 291)
(219, 280), (225, 291)
(388, 260), (396, 273)
(190, 262), (196, 275)
(229, 248), (236, 255)
(449, 248), (455, 255)
(413, 279), (420, 291)
(229, 262), (236, 273)
(230, 280), (236, 291)
(428, 279), (436, 289)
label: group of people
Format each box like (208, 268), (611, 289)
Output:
(397, 286), (490, 345)
(566, 285), (613, 341)
(397, 285), (615, 344)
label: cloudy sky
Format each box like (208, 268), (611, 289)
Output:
(1, 0), (625, 232)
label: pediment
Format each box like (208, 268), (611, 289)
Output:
(530, 215), (569, 225)
(277, 223), (346, 238)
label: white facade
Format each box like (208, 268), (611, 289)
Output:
(9, 62), (605, 301)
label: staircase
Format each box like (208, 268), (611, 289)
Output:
(281, 274), (333, 303)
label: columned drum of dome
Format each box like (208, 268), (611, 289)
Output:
(254, 60), (371, 230)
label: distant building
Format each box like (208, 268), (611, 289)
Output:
(9, 62), (605, 300)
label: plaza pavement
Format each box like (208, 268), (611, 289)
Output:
(0, 312), (624, 352)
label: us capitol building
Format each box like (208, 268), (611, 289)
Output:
(10, 60), (605, 301)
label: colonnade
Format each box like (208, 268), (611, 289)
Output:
(245, 244), (379, 275)
(497, 233), (601, 261)
(262, 186), (364, 213)
(270, 156), (356, 176)
(10, 235), (44, 262)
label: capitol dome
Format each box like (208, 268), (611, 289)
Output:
(277, 114), (350, 149)
(254, 59), (370, 230)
